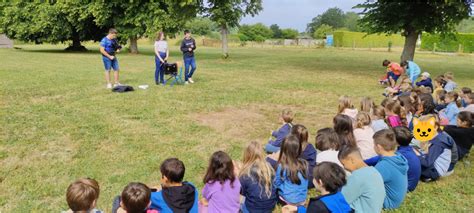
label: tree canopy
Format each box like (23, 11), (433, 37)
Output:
(356, 0), (472, 61)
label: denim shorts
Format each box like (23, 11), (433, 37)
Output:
(102, 55), (119, 71)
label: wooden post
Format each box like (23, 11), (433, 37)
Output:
(432, 43), (437, 53)
(352, 39), (355, 50)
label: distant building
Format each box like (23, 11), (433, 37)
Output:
(0, 34), (13, 48)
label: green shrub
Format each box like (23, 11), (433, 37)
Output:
(333, 31), (405, 48)
(420, 33), (474, 53)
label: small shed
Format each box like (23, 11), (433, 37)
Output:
(0, 34), (13, 48)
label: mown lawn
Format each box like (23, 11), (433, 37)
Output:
(0, 44), (473, 212)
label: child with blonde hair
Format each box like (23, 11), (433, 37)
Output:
(360, 97), (375, 114)
(239, 141), (277, 213)
(338, 96), (358, 119)
(354, 112), (377, 159)
(443, 72), (457, 92)
(371, 105), (389, 133)
(266, 109), (294, 153)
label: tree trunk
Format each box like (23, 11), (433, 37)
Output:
(65, 30), (87, 51)
(400, 30), (420, 62)
(221, 25), (229, 59)
(129, 36), (139, 54)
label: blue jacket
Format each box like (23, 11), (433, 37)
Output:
(445, 102), (460, 126)
(374, 154), (408, 209)
(415, 78), (433, 92)
(301, 144), (317, 188)
(297, 192), (353, 213)
(274, 164), (308, 204)
(406, 61), (421, 80)
(240, 166), (277, 213)
(418, 132), (458, 180)
(150, 182), (199, 213)
(269, 123), (292, 147)
(365, 147), (421, 192)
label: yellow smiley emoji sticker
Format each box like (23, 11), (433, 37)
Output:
(412, 117), (437, 142)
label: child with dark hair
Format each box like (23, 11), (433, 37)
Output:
(384, 100), (404, 128)
(434, 89), (447, 111)
(333, 114), (357, 147)
(150, 158), (199, 213)
(460, 87), (472, 108)
(283, 162), (353, 213)
(64, 178), (102, 213)
(444, 111), (474, 160)
(372, 129), (408, 209)
(112, 182), (154, 213)
(339, 146), (385, 213)
(274, 135), (308, 206)
(414, 115), (458, 181)
(265, 109), (294, 153)
(371, 105), (389, 133)
(315, 128), (344, 168)
(401, 60), (421, 87)
(381, 59), (404, 86)
(291, 124), (317, 188)
(201, 151), (241, 212)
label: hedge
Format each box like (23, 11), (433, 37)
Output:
(333, 31), (405, 48)
(420, 33), (474, 53)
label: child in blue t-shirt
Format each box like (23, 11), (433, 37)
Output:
(372, 129), (408, 209)
(265, 109), (294, 153)
(442, 91), (460, 126)
(283, 162), (353, 213)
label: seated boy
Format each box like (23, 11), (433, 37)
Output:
(381, 60), (404, 87)
(63, 178), (102, 213)
(339, 146), (385, 213)
(414, 115), (458, 181)
(372, 129), (408, 209)
(282, 162), (353, 213)
(416, 72), (433, 92)
(364, 127), (421, 192)
(265, 109), (294, 153)
(150, 158), (199, 213)
(112, 182), (156, 213)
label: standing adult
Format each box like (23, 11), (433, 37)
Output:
(154, 32), (169, 85)
(180, 30), (197, 84)
(99, 28), (122, 89)
(401, 60), (421, 87)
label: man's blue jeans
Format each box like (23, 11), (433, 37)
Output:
(184, 56), (196, 81)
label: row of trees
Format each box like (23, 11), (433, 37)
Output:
(0, 0), (263, 57)
(238, 23), (298, 42)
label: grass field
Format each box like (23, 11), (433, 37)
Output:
(1, 44), (473, 212)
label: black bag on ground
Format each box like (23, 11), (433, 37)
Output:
(112, 85), (134, 93)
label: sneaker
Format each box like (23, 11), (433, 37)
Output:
(113, 82), (122, 87)
(106, 83), (112, 89)
(189, 78), (194, 84)
(184, 81), (189, 85)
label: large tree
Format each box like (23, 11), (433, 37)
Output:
(307, 7), (346, 34)
(357, 1), (472, 61)
(0, 2), (107, 51)
(90, 1), (199, 54)
(204, 0), (263, 58)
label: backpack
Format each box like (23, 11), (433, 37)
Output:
(112, 85), (134, 93)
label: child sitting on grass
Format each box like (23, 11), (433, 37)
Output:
(360, 97), (375, 114)
(416, 72), (433, 92)
(444, 111), (474, 161)
(315, 128), (344, 168)
(460, 87), (472, 108)
(265, 109), (294, 153)
(353, 112), (377, 159)
(384, 100), (404, 128)
(150, 158), (199, 213)
(372, 129), (408, 209)
(339, 146), (385, 213)
(239, 141), (277, 213)
(274, 135), (308, 206)
(64, 178), (102, 213)
(201, 151), (241, 213)
(334, 114), (357, 147)
(381, 59), (404, 87)
(112, 182), (155, 213)
(282, 162), (353, 213)
(441, 91), (460, 126)
(462, 93), (474, 112)
(414, 115), (458, 181)
(371, 105), (389, 133)
(338, 96), (358, 120)
(291, 124), (316, 188)
(443, 72), (457, 92)
(433, 75), (447, 100)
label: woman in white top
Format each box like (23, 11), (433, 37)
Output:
(154, 32), (169, 85)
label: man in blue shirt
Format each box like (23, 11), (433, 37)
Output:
(100, 28), (122, 89)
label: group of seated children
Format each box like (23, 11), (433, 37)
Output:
(63, 82), (473, 213)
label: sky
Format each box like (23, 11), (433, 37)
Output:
(240, 0), (365, 32)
